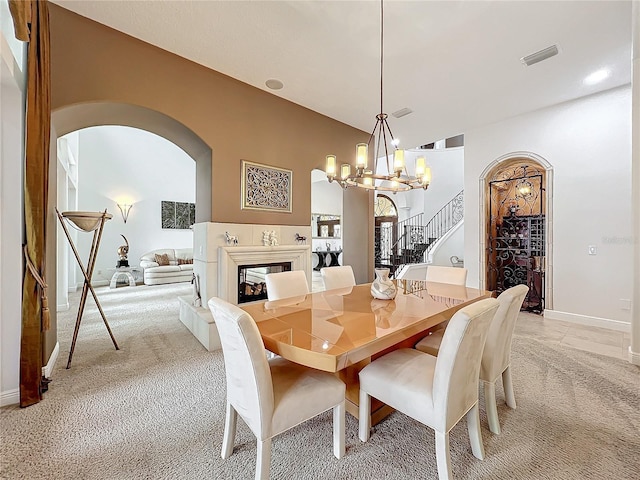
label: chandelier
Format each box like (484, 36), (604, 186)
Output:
(325, 0), (431, 193)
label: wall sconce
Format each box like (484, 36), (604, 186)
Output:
(117, 203), (133, 223)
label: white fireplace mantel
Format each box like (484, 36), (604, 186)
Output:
(218, 245), (311, 304)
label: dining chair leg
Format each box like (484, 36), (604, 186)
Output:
(221, 401), (237, 459)
(466, 403), (485, 460)
(358, 390), (371, 442)
(434, 430), (452, 480)
(333, 401), (345, 458)
(483, 381), (501, 434)
(502, 366), (517, 409)
(256, 438), (272, 480)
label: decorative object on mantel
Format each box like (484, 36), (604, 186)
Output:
(241, 160), (292, 212)
(56, 209), (119, 368)
(162, 200), (196, 229)
(224, 231), (239, 245)
(370, 267), (397, 300)
(263, 230), (279, 246)
(191, 273), (202, 307)
(295, 233), (307, 243)
(325, 0), (431, 193)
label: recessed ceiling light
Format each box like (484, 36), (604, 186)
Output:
(265, 79), (284, 90)
(584, 69), (610, 85)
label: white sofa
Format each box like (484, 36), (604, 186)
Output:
(140, 248), (193, 285)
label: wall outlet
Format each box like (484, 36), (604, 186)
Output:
(620, 299), (631, 310)
(588, 245), (597, 255)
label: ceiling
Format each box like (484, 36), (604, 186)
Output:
(50, 0), (632, 149)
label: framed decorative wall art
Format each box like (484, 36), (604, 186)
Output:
(162, 201), (196, 229)
(241, 160), (292, 213)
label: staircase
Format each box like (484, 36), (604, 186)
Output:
(375, 190), (464, 276)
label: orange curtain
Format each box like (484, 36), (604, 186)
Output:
(9, 0), (52, 407)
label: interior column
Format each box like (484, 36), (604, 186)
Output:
(630, 1), (640, 365)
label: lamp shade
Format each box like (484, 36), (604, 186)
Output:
(356, 143), (368, 169)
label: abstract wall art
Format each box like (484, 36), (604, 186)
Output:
(162, 201), (196, 229)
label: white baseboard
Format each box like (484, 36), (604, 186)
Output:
(91, 280), (109, 287)
(544, 309), (631, 333)
(0, 388), (19, 407)
(629, 347), (640, 366)
(42, 341), (60, 378)
(57, 302), (69, 311)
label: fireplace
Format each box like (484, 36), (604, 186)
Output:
(217, 245), (311, 305)
(238, 262), (292, 304)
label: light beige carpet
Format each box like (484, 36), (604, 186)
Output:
(1, 283), (639, 479)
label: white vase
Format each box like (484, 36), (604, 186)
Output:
(370, 268), (397, 300)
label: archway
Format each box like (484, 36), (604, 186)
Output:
(479, 152), (553, 312)
(374, 194), (398, 273)
(52, 102), (212, 222)
(48, 103), (213, 370)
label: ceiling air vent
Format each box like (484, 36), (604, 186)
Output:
(521, 45), (559, 67)
(392, 107), (413, 118)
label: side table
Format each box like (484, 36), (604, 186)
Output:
(108, 267), (142, 289)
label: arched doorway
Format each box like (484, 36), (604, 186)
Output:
(374, 194), (398, 273)
(483, 156), (551, 313)
(52, 102), (212, 222)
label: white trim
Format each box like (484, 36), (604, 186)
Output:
(57, 302), (69, 311)
(0, 388), (19, 407)
(42, 341), (60, 378)
(544, 309), (631, 333)
(628, 347), (640, 366)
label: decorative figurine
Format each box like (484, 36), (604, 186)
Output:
(117, 234), (129, 267)
(295, 233), (307, 243)
(269, 230), (278, 246)
(224, 231), (239, 245)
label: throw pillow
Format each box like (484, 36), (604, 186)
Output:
(154, 253), (170, 266)
(178, 258), (193, 265)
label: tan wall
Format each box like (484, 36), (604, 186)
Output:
(49, 4), (369, 228)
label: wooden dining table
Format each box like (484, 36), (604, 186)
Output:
(241, 279), (493, 423)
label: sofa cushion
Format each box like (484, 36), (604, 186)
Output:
(145, 265), (181, 275)
(178, 258), (193, 265)
(178, 264), (194, 272)
(140, 248), (176, 263)
(155, 253), (171, 266)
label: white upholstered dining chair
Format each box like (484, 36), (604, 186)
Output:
(415, 284), (529, 434)
(320, 265), (356, 291)
(208, 297), (346, 480)
(264, 270), (309, 301)
(358, 298), (499, 480)
(425, 265), (468, 285)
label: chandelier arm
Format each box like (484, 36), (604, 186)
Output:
(381, 118), (391, 175)
(373, 119), (386, 173)
(367, 118), (382, 147)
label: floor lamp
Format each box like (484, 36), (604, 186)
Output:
(56, 209), (119, 368)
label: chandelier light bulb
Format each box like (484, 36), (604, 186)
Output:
(393, 149), (405, 174)
(326, 155), (337, 179)
(341, 164), (351, 180)
(356, 143), (368, 170)
(415, 156), (426, 178)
